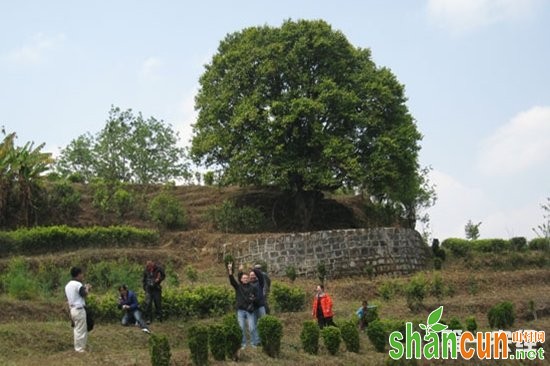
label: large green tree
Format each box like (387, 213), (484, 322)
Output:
(191, 20), (426, 229)
(56, 106), (189, 184)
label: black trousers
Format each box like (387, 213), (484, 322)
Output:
(144, 288), (162, 322)
(317, 316), (336, 329)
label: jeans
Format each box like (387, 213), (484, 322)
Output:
(237, 309), (259, 346)
(255, 305), (266, 320)
(121, 309), (147, 329)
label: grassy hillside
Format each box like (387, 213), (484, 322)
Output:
(0, 185), (549, 365)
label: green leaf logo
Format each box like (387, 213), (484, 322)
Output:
(423, 306), (448, 336)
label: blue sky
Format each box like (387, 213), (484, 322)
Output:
(1, 0), (549, 240)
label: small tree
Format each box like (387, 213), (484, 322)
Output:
(465, 220), (482, 240)
(149, 333), (171, 366)
(222, 314), (242, 361)
(188, 325), (209, 366)
(321, 326), (341, 355)
(340, 320), (360, 353)
(258, 315), (283, 358)
(300, 320), (320, 355)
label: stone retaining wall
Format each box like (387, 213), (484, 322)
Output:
(222, 228), (430, 277)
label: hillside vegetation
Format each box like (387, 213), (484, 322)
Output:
(0, 184), (549, 365)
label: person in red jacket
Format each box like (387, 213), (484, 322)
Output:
(312, 284), (336, 328)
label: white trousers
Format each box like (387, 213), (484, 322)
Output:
(70, 307), (88, 352)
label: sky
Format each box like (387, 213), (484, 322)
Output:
(1, 0), (549, 241)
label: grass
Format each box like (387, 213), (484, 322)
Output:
(0, 260), (549, 365)
(0, 185), (549, 364)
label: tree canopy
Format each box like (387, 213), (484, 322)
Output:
(191, 20), (427, 228)
(56, 106), (189, 184)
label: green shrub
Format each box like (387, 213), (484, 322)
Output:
(67, 172), (85, 183)
(48, 181), (81, 221)
(474, 239), (509, 253)
(258, 315), (283, 357)
(86, 259), (142, 293)
(148, 192), (186, 230)
(378, 280), (401, 301)
(1, 257), (39, 300)
(36, 259), (66, 295)
(188, 324), (209, 366)
(300, 320), (320, 355)
(112, 187), (134, 218)
(488, 301), (515, 329)
(321, 326), (341, 355)
(510, 237), (527, 251)
(405, 274), (427, 312)
(442, 238), (471, 257)
(208, 200), (267, 233)
(0, 225), (158, 255)
(430, 274), (445, 300)
(285, 266), (297, 282)
(185, 265), (198, 282)
(465, 316), (477, 333)
(340, 320), (360, 353)
(368, 319), (405, 353)
(271, 282), (306, 312)
(149, 333), (171, 366)
(222, 314), (242, 361)
(363, 263), (375, 279)
(86, 293), (119, 322)
(208, 324), (226, 361)
(448, 317), (462, 330)
(529, 238), (550, 251)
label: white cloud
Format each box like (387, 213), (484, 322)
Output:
(426, 0), (541, 34)
(140, 57), (163, 80)
(477, 106), (550, 176)
(8, 33), (66, 65)
(427, 169), (490, 239)
(426, 169), (542, 240)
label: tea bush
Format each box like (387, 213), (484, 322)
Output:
(367, 321), (385, 352)
(285, 266), (297, 282)
(321, 326), (341, 355)
(149, 333), (171, 366)
(529, 238), (550, 251)
(0, 257), (39, 300)
(340, 320), (360, 353)
(465, 316), (477, 333)
(271, 282), (306, 312)
(447, 317), (462, 331)
(258, 315), (283, 357)
(222, 314), (242, 361)
(488, 301), (515, 329)
(510, 237), (527, 251)
(300, 320), (320, 355)
(442, 238), (471, 257)
(188, 324), (209, 366)
(208, 200), (267, 233)
(185, 265), (198, 282)
(405, 274), (427, 312)
(208, 324), (226, 361)
(0, 225), (158, 255)
(148, 191), (186, 230)
(378, 280), (401, 301)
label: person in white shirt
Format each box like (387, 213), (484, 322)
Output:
(65, 267), (91, 353)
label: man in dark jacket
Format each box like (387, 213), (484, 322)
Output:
(117, 284), (150, 333)
(228, 262), (260, 348)
(239, 264), (266, 320)
(142, 260), (166, 323)
(254, 264), (271, 314)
